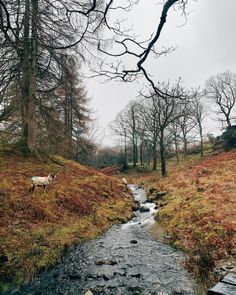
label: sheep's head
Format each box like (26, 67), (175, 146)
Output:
(49, 173), (56, 179)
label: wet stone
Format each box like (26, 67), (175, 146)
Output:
(130, 240), (138, 244)
(114, 269), (126, 276)
(106, 279), (124, 289)
(67, 273), (81, 280)
(86, 273), (101, 279)
(9, 290), (22, 295)
(90, 286), (105, 294)
(139, 206), (150, 212)
(95, 259), (117, 266)
(128, 284), (142, 293)
(102, 272), (115, 280)
(172, 287), (183, 294)
(127, 267), (141, 278)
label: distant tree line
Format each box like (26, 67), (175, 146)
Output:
(110, 79), (205, 176)
(110, 71), (236, 176)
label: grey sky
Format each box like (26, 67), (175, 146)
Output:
(85, 0), (236, 145)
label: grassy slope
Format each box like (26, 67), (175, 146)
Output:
(0, 154), (134, 289)
(125, 150), (236, 283)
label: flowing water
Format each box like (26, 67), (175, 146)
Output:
(21, 185), (197, 295)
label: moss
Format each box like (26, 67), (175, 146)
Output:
(213, 226), (228, 237)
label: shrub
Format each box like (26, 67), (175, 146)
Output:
(221, 125), (236, 150)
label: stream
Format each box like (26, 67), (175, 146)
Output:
(21, 185), (197, 295)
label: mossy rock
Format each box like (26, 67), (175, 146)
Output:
(147, 191), (168, 202)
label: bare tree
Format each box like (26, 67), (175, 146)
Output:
(127, 101), (140, 167)
(175, 100), (197, 155)
(169, 120), (181, 163)
(206, 71), (236, 127)
(95, 0), (189, 97)
(191, 91), (206, 157)
(139, 79), (186, 175)
(158, 81), (186, 176)
(110, 112), (129, 169)
(138, 95), (160, 171)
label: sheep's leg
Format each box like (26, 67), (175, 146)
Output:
(43, 185), (47, 193)
(29, 182), (32, 193)
(29, 184), (35, 193)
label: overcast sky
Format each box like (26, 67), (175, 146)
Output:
(85, 0), (236, 146)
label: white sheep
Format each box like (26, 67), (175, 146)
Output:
(29, 173), (55, 193)
(121, 177), (128, 185)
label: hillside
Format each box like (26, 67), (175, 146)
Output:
(0, 154), (134, 290)
(125, 150), (236, 284)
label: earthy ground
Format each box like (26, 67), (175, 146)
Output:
(121, 149), (236, 286)
(0, 154), (133, 290)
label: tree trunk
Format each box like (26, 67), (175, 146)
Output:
(152, 146), (157, 171)
(160, 131), (167, 177)
(226, 115), (231, 127)
(21, 0), (38, 155)
(174, 135), (179, 164)
(143, 141), (147, 165)
(140, 141), (143, 165)
(183, 133), (188, 156)
(135, 136), (138, 165)
(199, 125), (203, 157)
(123, 132), (128, 170)
(147, 144), (151, 166)
(132, 133), (136, 168)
